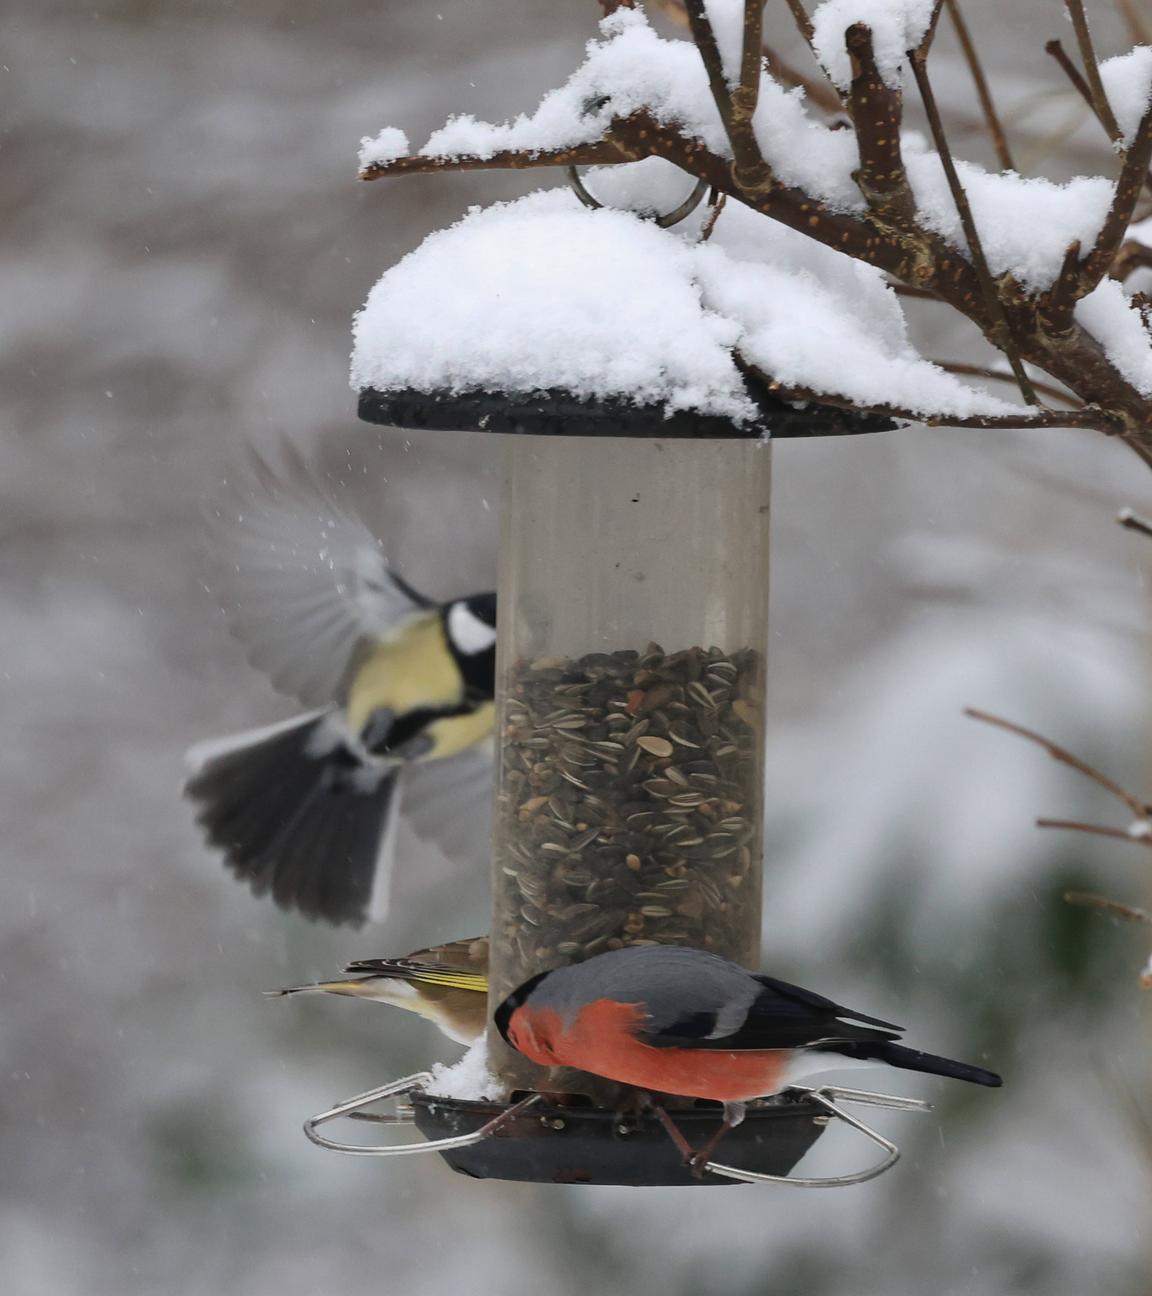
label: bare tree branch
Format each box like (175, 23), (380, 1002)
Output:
(908, 49), (1038, 403)
(944, 0), (1015, 171)
(361, 6), (1152, 464)
(1111, 239), (1152, 281)
(965, 708), (1151, 820)
(742, 363), (1116, 430)
(782, 0), (815, 47)
(682, 0), (771, 187)
(1118, 507), (1152, 537)
(1046, 37), (1103, 123)
(1079, 102), (1152, 291)
(1116, 0), (1152, 47)
(359, 137), (636, 182)
(698, 190), (727, 241)
(931, 360), (1081, 407)
(763, 44), (842, 115)
(845, 24), (915, 224)
(1038, 818), (1152, 845)
(1065, 892), (1152, 922)
(655, 0), (843, 112)
(1037, 240), (1084, 337)
(732, 0), (772, 187)
(1065, 0), (1123, 143)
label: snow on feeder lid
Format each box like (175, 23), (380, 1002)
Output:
(352, 175), (900, 438)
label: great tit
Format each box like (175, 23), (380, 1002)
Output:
(497, 944), (1002, 1113)
(268, 936), (489, 1045)
(185, 445), (496, 928)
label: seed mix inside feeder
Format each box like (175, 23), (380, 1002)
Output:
(316, 166), (930, 1186)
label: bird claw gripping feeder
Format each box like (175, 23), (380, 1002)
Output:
(306, 147), (926, 1184)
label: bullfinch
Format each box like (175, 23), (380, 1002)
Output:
(268, 936), (489, 1045)
(184, 443), (496, 928)
(496, 945), (1002, 1123)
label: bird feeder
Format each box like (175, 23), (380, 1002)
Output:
(305, 173), (929, 1185)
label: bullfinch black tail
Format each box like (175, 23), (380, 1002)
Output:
(820, 1040), (1002, 1087)
(185, 713), (397, 927)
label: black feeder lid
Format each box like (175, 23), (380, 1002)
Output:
(409, 1090), (825, 1186)
(358, 384), (895, 439)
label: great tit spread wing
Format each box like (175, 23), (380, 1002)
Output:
(399, 745), (495, 872)
(210, 442), (431, 708)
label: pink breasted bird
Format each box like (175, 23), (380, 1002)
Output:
(496, 945), (1001, 1160)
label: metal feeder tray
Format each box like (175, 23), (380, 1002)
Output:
(304, 1073), (931, 1188)
(357, 387), (895, 440)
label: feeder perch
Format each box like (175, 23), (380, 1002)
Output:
(304, 1074), (931, 1188)
(331, 170), (915, 1185)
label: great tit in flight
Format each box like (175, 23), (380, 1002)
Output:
(185, 445), (496, 927)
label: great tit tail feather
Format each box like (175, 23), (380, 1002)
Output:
(185, 712), (398, 927)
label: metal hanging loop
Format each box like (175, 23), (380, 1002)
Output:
(566, 165), (711, 229)
(304, 1074), (542, 1157)
(702, 1086), (932, 1188)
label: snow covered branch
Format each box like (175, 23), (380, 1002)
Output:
(355, 0), (1152, 463)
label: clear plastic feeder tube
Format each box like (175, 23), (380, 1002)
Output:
(489, 435), (773, 1092)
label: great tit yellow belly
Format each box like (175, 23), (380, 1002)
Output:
(184, 445), (496, 928)
(269, 936), (489, 1045)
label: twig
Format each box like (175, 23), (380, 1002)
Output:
(745, 365), (1117, 430)
(731, 0), (771, 187)
(845, 24), (915, 224)
(1038, 240), (1084, 337)
(1128, 438), (1152, 472)
(931, 360), (1081, 407)
(908, 50), (1039, 404)
(1065, 0), (1123, 144)
(1045, 36), (1152, 199)
(1045, 38), (1098, 117)
(965, 707), (1151, 819)
(1079, 98), (1152, 290)
(655, 0), (841, 113)
(763, 44), (842, 115)
(915, 0), (948, 60)
(683, 1), (770, 186)
(1038, 817), (1152, 845)
(698, 190), (727, 241)
(1118, 507), (1152, 537)
(359, 137), (635, 181)
(1065, 891), (1152, 923)
(891, 282), (943, 300)
(783, 0), (815, 47)
(944, 0), (1014, 171)
(1109, 240), (1152, 282)
(1116, 0), (1152, 47)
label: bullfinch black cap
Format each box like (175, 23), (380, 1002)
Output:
(493, 969), (550, 1043)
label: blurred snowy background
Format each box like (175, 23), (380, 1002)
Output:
(2, 1), (1150, 1293)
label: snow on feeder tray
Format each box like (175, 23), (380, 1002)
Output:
(309, 174), (934, 1186)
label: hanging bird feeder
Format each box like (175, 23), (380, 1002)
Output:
(304, 162), (928, 1185)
